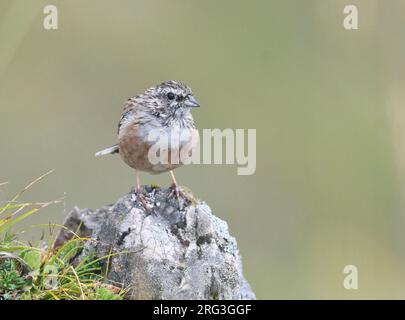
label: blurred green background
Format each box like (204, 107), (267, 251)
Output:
(2, 0), (405, 299)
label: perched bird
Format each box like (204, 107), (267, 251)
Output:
(96, 80), (200, 204)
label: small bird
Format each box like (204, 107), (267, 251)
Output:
(96, 80), (200, 204)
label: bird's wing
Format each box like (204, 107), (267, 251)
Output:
(118, 99), (139, 134)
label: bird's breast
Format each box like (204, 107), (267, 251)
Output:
(118, 122), (198, 173)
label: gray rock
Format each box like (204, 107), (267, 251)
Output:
(54, 186), (255, 300)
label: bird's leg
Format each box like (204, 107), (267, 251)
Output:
(169, 170), (183, 210)
(169, 170), (180, 198)
(136, 170), (141, 193)
(135, 170), (148, 209)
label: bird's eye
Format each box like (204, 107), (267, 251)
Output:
(167, 92), (175, 100)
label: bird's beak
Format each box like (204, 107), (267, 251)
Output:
(185, 95), (200, 108)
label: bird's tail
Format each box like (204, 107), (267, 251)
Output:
(95, 144), (119, 157)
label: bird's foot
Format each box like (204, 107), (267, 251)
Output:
(171, 183), (181, 198)
(170, 183), (183, 211)
(135, 188), (150, 212)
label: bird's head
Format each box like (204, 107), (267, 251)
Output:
(155, 80), (200, 109)
(138, 80), (200, 127)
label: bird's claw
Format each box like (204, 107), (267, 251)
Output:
(170, 183), (183, 211)
(135, 189), (150, 212)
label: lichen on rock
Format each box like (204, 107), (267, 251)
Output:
(54, 186), (255, 300)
